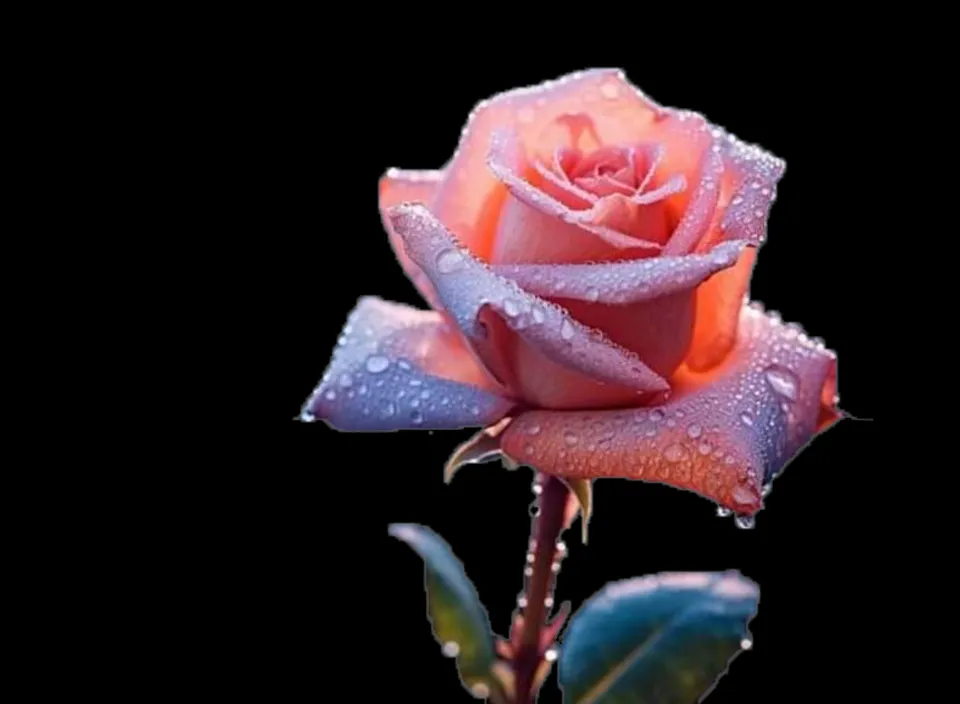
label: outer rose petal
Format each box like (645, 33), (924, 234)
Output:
(302, 297), (514, 431)
(493, 241), (746, 378)
(431, 69), (664, 261)
(378, 168), (444, 308)
(387, 203), (669, 409)
(499, 305), (839, 516)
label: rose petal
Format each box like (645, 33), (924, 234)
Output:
(532, 158), (596, 209)
(703, 131), (786, 251)
(685, 247), (757, 371)
(493, 241), (748, 378)
(301, 296), (514, 431)
(493, 240), (746, 305)
(387, 203), (669, 407)
(499, 305), (839, 516)
(431, 69), (665, 261)
(487, 131), (663, 262)
(378, 168), (445, 307)
(661, 148), (724, 255)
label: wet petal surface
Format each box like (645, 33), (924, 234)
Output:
(499, 305), (839, 515)
(302, 297), (514, 431)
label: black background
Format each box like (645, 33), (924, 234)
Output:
(259, 54), (883, 702)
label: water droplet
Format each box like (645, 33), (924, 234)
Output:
(529, 504), (540, 517)
(586, 286), (600, 302)
(527, 423), (541, 435)
(299, 409), (315, 422)
(324, 389), (336, 401)
(436, 249), (464, 273)
(544, 596), (554, 608)
(524, 566), (533, 577)
(560, 318), (575, 341)
(664, 443), (684, 462)
(533, 484), (543, 495)
(716, 507), (732, 517)
(358, 384), (368, 396)
(470, 683), (490, 698)
(409, 378), (422, 387)
(365, 355), (390, 374)
(650, 409), (664, 422)
(735, 515), (755, 529)
(526, 552), (535, 563)
(686, 424), (702, 439)
(545, 647), (559, 662)
(338, 373), (353, 388)
(764, 365), (799, 401)
(762, 484), (772, 497)
(563, 431), (579, 446)
(697, 441), (712, 455)
(503, 298), (521, 317)
(518, 595), (528, 608)
(556, 541), (567, 556)
(410, 410), (423, 425)
(470, 404), (480, 416)
(551, 561), (561, 573)
(740, 638), (753, 650)
(531, 307), (546, 324)
(739, 411), (754, 426)
(442, 641), (460, 657)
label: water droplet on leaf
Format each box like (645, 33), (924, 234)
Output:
(365, 355), (390, 374)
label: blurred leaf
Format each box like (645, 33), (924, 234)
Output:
(558, 571), (759, 703)
(388, 523), (499, 698)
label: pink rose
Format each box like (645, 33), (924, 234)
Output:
(302, 69), (839, 518)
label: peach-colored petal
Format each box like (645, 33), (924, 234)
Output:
(301, 297), (514, 431)
(431, 69), (665, 261)
(661, 148), (724, 255)
(492, 240), (746, 305)
(487, 132), (663, 263)
(499, 305), (839, 516)
(387, 203), (669, 407)
(685, 247), (757, 371)
(378, 168), (444, 307)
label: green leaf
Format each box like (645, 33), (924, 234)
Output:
(388, 523), (499, 698)
(558, 571), (759, 703)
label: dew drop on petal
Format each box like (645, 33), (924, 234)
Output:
(442, 641), (460, 657)
(560, 318), (575, 341)
(586, 286), (600, 302)
(531, 306), (546, 324)
(436, 249), (464, 274)
(503, 298), (521, 317)
(338, 372), (353, 388)
(764, 365), (799, 401)
(527, 423), (541, 436)
(740, 638), (753, 650)
(545, 647), (559, 662)
(470, 683), (490, 698)
(739, 411), (754, 426)
(650, 409), (664, 422)
(686, 424), (702, 439)
(381, 401), (396, 417)
(716, 507), (732, 517)
(410, 410), (423, 425)
(324, 389), (336, 401)
(735, 515), (756, 530)
(563, 431), (579, 446)
(365, 355), (390, 374)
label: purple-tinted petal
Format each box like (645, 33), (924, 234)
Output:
(706, 131), (786, 250)
(386, 203), (670, 406)
(493, 240), (746, 305)
(499, 305), (839, 516)
(302, 297), (514, 431)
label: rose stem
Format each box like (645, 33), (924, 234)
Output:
(511, 473), (569, 704)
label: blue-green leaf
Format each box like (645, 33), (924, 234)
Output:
(388, 523), (498, 697)
(558, 571), (759, 703)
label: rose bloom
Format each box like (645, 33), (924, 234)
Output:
(302, 69), (840, 518)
